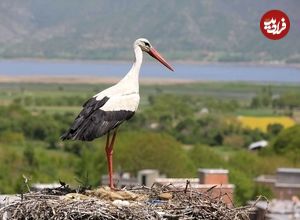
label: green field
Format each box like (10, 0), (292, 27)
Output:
(1, 82), (299, 114)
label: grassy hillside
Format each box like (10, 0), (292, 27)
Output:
(0, 0), (300, 61)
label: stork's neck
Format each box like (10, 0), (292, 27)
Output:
(118, 46), (143, 93)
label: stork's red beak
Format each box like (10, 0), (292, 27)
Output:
(148, 48), (174, 71)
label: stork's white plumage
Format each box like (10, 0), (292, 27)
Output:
(61, 38), (174, 188)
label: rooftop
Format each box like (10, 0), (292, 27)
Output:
(138, 169), (159, 174)
(277, 168), (300, 173)
(255, 175), (276, 183)
(198, 169), (229, 174)
(250, 199), (300, 220)
(275, 183), (300, 188)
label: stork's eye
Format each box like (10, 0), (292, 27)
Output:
(144, 42), (150, 47)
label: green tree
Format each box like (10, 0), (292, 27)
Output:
(189, 144), (226, 168)
(174, 118), (197, 144)
(229, 169), (254, 205)
(273, 125), (300, 153)
(114, 131), (195, 177)
(250, 86), (273, 108)
(267, 123), (283, 136)
(273, 92), (300, 117)
(194, 115), (225, 146)
(144, 94), (194, 124)
(272, 125), (300, 165)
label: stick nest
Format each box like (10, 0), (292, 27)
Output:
(0, 183), (254, 220)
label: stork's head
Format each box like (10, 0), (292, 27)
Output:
(134, 38), (174, 71)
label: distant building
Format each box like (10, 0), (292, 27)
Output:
(137, 169), (160, 186)
(200, 107), (209, 114)
(255, 168), (300, 199)
(248, 140), (268, 150)
(249, 199), (300, 220)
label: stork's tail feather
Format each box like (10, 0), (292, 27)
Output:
(60, 131), (73, 141)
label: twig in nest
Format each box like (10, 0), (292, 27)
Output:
(206, 184), (218, 193)
(184, 180), (190, 194)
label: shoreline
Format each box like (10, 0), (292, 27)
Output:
(0, 76), (194, 85)
(0, 58), (299, 69)
(1, 76), (300, 85)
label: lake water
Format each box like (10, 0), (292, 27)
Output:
(0, 60), (300, 83)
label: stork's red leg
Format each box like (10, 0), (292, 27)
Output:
(105, 131), (111, 187)
(105, 131), (110, 151)
(105, 130), (117, 188)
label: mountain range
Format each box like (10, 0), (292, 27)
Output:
(0, 0), (299, 62)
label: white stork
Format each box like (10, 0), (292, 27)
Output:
(61, 38), (174, 188)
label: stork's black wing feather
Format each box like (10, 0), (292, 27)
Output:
(61, 96), (134, 141)
(61, 96), (109, 141)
